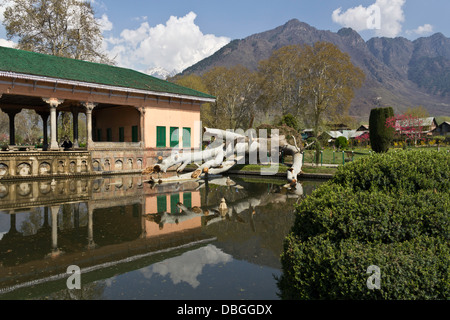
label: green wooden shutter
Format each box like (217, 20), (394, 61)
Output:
(156, 195), (167, 213)
(170, 127), (179, 147)
(183, 127), (191, 148)
(97, 128), (102, 141)
(132, 126), (138, 142)
(183, 192), (192, 208)
(156, 126), (166, 148)
(106, 128), (112, 142)
(170, 193), (180, 214)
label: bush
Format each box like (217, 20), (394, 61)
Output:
(279, 234), (449, 300)
(278, 150), (450, 300)
(278, 114), (300, 132)
(369, 107), (394, 153)
(335, 136), (348, 150)
(332, 150), (450, 193)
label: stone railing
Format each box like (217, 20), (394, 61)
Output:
(89, 141), (143, 150)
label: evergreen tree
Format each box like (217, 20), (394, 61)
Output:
(369, 107), (394, 153)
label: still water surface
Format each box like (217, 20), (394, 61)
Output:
(0, 174), (323, 300)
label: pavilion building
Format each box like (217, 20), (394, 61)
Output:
(0, 46), (214, 179)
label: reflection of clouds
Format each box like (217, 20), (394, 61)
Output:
(104, 276), (117, 287)
(140, 244), (232, 288)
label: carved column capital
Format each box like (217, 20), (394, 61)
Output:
(82, 102), (97, 112)
(43, 97), (64, 108)
(138, 106), (146, 115)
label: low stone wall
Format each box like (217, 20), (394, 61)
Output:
(0, 151), (93, 180)
(0, 146), (196, 181)
(90, 149), (144, 175)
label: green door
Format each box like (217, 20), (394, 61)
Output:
(183, 127), (191, 148)
(170, 193), (180, 214)
(132, 126), (138, 142)
(119, 127), (125, 142)
(157, 195), (167, 213)
(170, 127), (179, 147)
(156, 126), (166, 147)
(183, 192), (192, 208)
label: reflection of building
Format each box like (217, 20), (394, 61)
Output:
(145, 190), (202, 236)
(0, 175), (309, 298)
(0, 46), (214, 180)
(0, 175), (207, 294)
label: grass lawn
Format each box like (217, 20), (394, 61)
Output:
(230, 163), (337, 175)
(301, 145), (449, 165)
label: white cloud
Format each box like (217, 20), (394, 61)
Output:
(332, 0), (406, 38)
(104, 11), (230, 75)
(97, 13), (113, 32)
(407, 24), (433, 36)
(0, 0), (13, 23)
(0, 38), (15, 48)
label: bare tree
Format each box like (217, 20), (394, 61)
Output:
(2, 0), (112, 64)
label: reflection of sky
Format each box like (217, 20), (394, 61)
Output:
(0, 213), (10, 234)
(139, 244), (232, 288)
(0, 205), (89, 236)
(97, 243), (281, 300)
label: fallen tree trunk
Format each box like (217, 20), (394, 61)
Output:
(142, 127), (312, 189)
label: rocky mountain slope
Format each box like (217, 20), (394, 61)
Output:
(181, 19), (450, 119)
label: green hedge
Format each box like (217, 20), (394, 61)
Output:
(332, 150), (450, 193)
(292, 185), (449, 244)
(278, 149), (450, 299)
(279, 234), (449, 300)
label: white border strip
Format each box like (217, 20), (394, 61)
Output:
(0, 71), (216, 103)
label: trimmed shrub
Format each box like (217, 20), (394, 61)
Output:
(335, 136), (348, 150)
(331, 150), (450, 193)
(279, 234), (449, 300)
(292, 185), (449, 244)
(278, 149), (450, 300)
(369, 107), (394, 153)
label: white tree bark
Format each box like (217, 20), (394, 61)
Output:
(142, 127), (311, 188)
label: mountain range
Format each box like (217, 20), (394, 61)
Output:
(180, 19), (450, 120)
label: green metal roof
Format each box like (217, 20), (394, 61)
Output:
(0, 46), (215, 101)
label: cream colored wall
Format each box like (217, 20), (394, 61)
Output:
(144, 101), (201, 149)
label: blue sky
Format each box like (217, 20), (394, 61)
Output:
(1, 0), (450, 75)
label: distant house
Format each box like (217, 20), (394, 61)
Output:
(302, 129), (315, 139)
(356, 124), (369, 132)
(433, 121), (450, 136)
(323, 130), (364, 144)
(395, 117), (438, 136)
(421, 117), (438, 134)
(328, 123), (351, 131)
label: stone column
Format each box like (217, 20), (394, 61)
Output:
(1, 108), (21, 146)
(49, 205), (62, 258)
(43, 98), (64, 150)
(37, 111), (50, 151)
(82, 102), (97, 150)
(71, 106), (79, 148)
(86, 203), (96, 250)
(138, 107), (146, 147)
